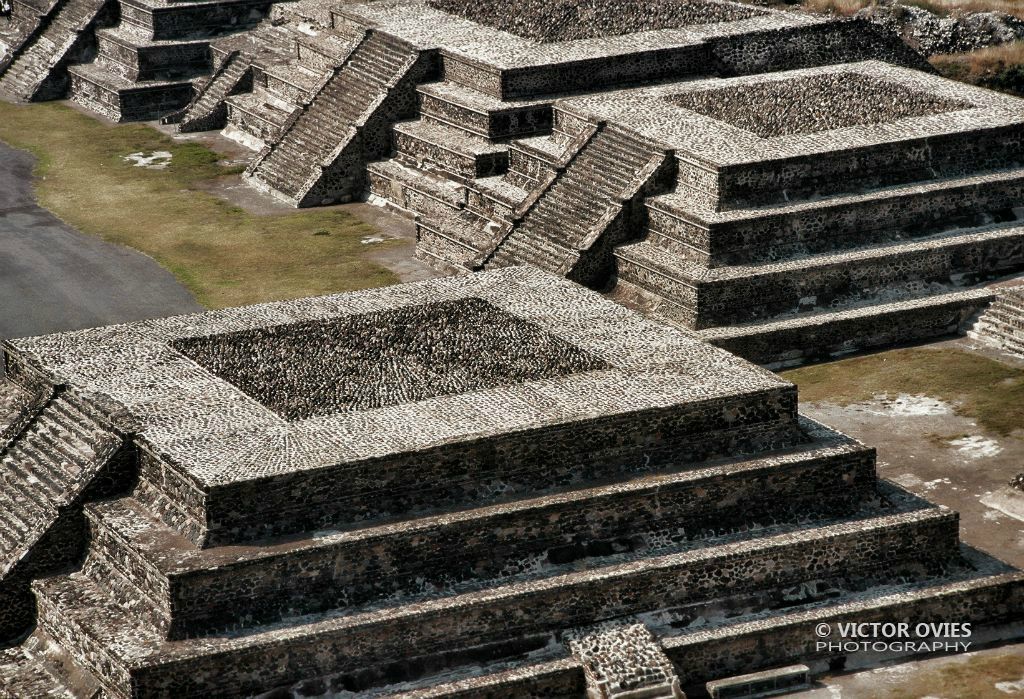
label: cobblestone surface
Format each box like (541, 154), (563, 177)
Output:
(173, 297), (609, 420)
(425, 0), (763, 43)
(667, 73), (973, 139)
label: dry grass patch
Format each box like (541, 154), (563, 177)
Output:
(781, 347), (1024, 436)
(931, 41), (1024, 95)
(871, 653), (1024, 699)
(0, 101), (399, 309)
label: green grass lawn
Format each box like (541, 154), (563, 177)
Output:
(0, 101), (399, 309)
(781, 347), (1024, 436)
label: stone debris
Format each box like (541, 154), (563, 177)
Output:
(855, 1), (1024, 56)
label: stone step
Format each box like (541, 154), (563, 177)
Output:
(0, 643), (77, 699)
(393, 119), (509, 181)
(95, 26), (210, 83)
(359, 656), (582, 698)
(68, 62), (195, 122)
(647, 167), (1024, 267)
(662, 568), (1024, 689)
(467, 175), (528, 221)
(261, 637), (580, 698)
(293, 26), (361, 72)
(983, 306), (1024, 333)
(0, 0), (109, 100)
(415, 209), (494, 273)
(680, 117), (1024, 214)
(116, 0), (269, 41)
(0, 378), (32, 437)
(0, 392), (121, 578)
(417, 80), (553, 140)
(614, 221), (1024, 329)
(224, 89), (296, 145)
(367, 158), (467, 219)
(257, 58), (320, 104)
(176, 50), (250, 132)
(694, 288), (995, 368)
(34, 506), (956, 697)
(83, 417), (876, 639)
(507, 135), (565, 188)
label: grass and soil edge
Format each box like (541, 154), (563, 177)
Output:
(0, 100), (399, 309)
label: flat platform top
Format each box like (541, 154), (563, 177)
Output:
(560, 61), (1024, 166)
(339, 0), (816, 69)
(9, 268), (786, 488)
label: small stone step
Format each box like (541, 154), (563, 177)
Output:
(614, 221), (1024, 328)
(692, 288), (994, 368)
(367, 158), (467, 218)
(393, 119), (509, 180)
(417, 80), (552, 140)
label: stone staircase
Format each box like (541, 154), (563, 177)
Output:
(0, 390), (123, 572)
(245, 29), (428, 207)
(0, 0), (58, 73)
(0, 363), (131, 644)
(173, 50), (250, 133)
(483, 124), (672, 285)
(0, 0), (110, 101)
(970, 285), (1024, 357)
(369, 84), (674, 286)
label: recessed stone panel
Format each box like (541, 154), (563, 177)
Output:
(172, 298), (609, 420)
(666, 73), (974, 138)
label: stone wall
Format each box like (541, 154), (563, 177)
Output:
(90, 428), (875, 639)
(176, 387), (801, 546)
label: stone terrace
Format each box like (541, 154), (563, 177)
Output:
(392, 59), (1024, 366)
(0, 267), (1020, 698)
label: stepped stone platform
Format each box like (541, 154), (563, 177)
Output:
(0, 267), (1021, 697)
(207, 0), (922, 206)
(368, 56), (1024, 367)
(0, 0), (280, 117)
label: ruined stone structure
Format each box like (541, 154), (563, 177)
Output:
(972, 285), (1024, 358)
(157, 0), (1020, 364)
(7, 0), (1016, 362)
(0, 267), (1021, 697)
(0, 0), (276, 117)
